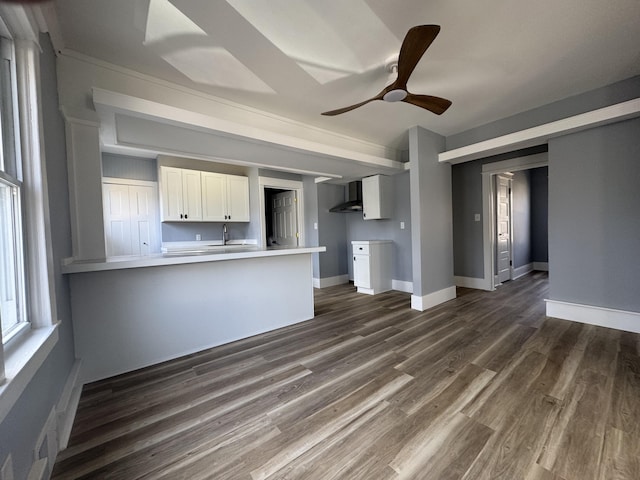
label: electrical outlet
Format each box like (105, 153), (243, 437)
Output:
(196, 234), (201, 241)
(313, 222), (318, 230)
(474, 214), (481, 222)
(400, 222), (405, 230)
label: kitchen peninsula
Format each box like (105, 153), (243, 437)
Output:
(63, 246), (325, 383)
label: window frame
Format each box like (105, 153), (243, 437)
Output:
(0, 7), (60, 424)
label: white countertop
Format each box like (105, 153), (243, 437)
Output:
(62, 245), (326, 274)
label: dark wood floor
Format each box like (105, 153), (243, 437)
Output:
(52, 272), (640, 480)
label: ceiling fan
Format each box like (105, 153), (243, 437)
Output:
(322, 25), (451, 117)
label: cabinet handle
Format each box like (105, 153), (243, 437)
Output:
(185, 214), (188, 219)
(354, 256), (356, 261)
(180, 214), (184, 219)
(363, 213), (366, 218)
(228, 215), (231, 220)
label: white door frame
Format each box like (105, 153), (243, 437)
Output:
(258, 177), (305, 248)
(480, 153), (548, 291)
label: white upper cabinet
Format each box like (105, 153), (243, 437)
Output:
(226, 174), (250, 222)
(362, 174), (392, 220)
(161, 166), (250, 223)
(160, 166), (202, 221)
(201, 172), (227, 221)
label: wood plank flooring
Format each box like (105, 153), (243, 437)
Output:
(52, 272), (640, 479)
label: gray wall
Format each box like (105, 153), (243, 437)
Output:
(409, 126), (453, 296)
(317, 183), (348, 279)
(0, 34), (76, 480)
(302, 177), (320, 278)
(549, 118), (640, 312)
(102, 153), (157, 181)
(512, 170), (531, 269)
(530, 167), (549, 263)
(345, 171), (412, 282)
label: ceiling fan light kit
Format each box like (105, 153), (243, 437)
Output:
(322, 24), (452, 117)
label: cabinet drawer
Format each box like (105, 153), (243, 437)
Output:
(352, 243), (370, 255)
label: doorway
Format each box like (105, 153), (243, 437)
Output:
(264, 188), (298, 246)
(258, 177), (305, 248)
(481, 153), (548, 290)
(495, 173), (513, 284)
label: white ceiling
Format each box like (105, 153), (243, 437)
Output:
(52, 0), (640, 152)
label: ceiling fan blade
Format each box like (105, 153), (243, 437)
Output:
(403, 93), (452, 115)
(394, 25), (440, 89)
(321, 94), (383, 116)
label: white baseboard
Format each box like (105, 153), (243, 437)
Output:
(313, 274), (349, 289)
(455, 276), (490, 290)
(32, 407), (58, 480)
(411, 285), (456, 311)
(546, 299), (640, 334)
(533, 262), (549, 271)
(512, 263), (533, 280)
(56, 359), (83, 450)
(392, 279), (413, 293)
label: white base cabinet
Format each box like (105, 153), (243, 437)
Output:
(352, 240), (392, 295)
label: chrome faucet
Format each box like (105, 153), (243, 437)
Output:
(222, 223), (228, 245)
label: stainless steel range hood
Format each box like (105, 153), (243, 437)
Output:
(330, 181), (362, 212)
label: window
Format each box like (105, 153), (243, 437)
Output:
(0, 36), (26, 345)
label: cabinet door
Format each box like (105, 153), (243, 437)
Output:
(160, 167), (184, 221)
(104, 183), (160, 257)
(362, 175), (392, 220)
(129, 185), (160, 256)
(226, 175), (250, 222)
(181, 169), (202, 221)
(353, 254), (371, 288)
(103, 183), (133, 256)
(201, 172), (227, 221)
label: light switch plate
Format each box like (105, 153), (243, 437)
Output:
(474, 214), (481, 222)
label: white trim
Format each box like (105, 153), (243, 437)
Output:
(92, 88), (403, 171)
(56, 359), (82, 450)
(15, 39), (57, 329)
(440, 98), (640, 164)
(481, 153), (548, 174)
(545, 299), (640, 334)
(512, 263), (533, 280)
(63, 49), (396, 159)
(482, 153), (549, 291)
(314, 275), (350, 289)
(1, 454), (14, 480)
(26, 459), (46, 480)
(533, 262), (549, 271)
(258, 176), (305, 249)
(33, 407), (58, 477)
(455, 276), (490, 290)
(102, 177), (157, 187)
(411, 286), (456, 311)
(0, 325), (59, 423)
(0, 4), (41, 43)
(392, 279), (413, 294)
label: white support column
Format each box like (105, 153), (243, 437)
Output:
(62, 114), (106, 261)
